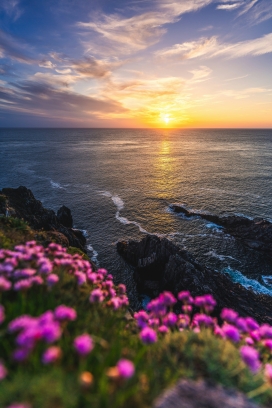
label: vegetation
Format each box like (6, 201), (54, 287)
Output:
(0, 218), (272, 408)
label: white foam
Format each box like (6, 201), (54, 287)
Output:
(79, 229), (88, 238)
(50, 180), (65, 189)
(262, 276), (272, 287)
(205, 250), (240, 263)
(224, 267), (272, 296)
(205, 222), (223, 231)
(87, 244), (99, 264)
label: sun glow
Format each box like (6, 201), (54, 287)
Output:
(161, 113), (171, 126)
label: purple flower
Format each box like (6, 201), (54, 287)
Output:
(194, 296), (206, 308)
(46, 274), (59, 287)
(116, 359), (135, 379)
(240, 345), (261, 373)
(140, 327), (157, 344)
(158, 325), (169, 334)
(134, 310), (148, 329)
(42, 346), (62, 364)
(38, 259), (53, 274)
(222, 324), (240, 342)
(245, 317), (259, 331)
(259, 324), (272, 339)
(74, 334), (94, 356)
(89, 288), (104, 303)
(177, 314), (190, 329)
(0, 361), (7, 380)
(147, 299), (166, 316)
(245, 337), (254, 346)
(30, 276), (44, 286)
(193, 314), (214, 328)
(118, 284), (126, 294)
(182, 305), (192, 314)
(235, 317), (248, 333)
(75, 271), (86, 285)
(0, 276), (11, 291)
(250, 330), (261, 342)
(163, 312), (178, 327)
(263, 339), (272, 350)
(159, 291), (176, 307)
(8, 315), (37, 333)
(220, 308), (238, 324)
(41, 322), (62, 343)
(54, 305), (77, 322)
(178, 291), (193, 304)
(14, 279), (32, 291)
(0, 305), (5, 325)
(13, 348), (31, 362)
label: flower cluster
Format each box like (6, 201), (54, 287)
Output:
(135, 290), (272, 381)
(0, 241), (129, 310)
(8, 305), (76, 363)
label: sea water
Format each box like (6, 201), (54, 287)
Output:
(1, 128), (272, 302)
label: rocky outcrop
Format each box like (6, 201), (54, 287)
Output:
(117, 235), (272, 324)
(57, 205), (73, 228)
(154, 380), (261, 408)
(0, 186), (86, 252)
(170, 204), (272, 258)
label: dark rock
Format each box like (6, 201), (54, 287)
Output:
(153, 379), (261, 408)
(170, 204), (272, 258)
(117, 235), (272, 324)
(0, 186), (86, 252)
(57, 205), (73, 228)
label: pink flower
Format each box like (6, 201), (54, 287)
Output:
(178, 291), (193, 304)
(118, 284), (126, 294)
(240, 346), (260, 373)
(177, 314), (190, 329)
(263, 339), (272, 350)
(74, 334), (94, 356)
(14, 279), (32, 291)
(116, 359), (135, 379)
(89, 288), (104, 303)
(259, 324), (272, 339)
(140, 327), (157, 344)
(75, 271), (86, 285)
(163, 312), (178, 327)
(235, 317), (248, 333)
(158, 325), (169, 334)
(5, 404), (31, 408)
(54, 305), (77, 322)
(222, 324), (240, 342)
(159, 291), (176, 307)
(245, 317), (259, 331)
(0, 361), (7, 380)
(0, 276), (11, 291)
(42, 346), (62, 364)
(193, 314), (214, 328)
(46, 274), (59, 287)
(220, 308), (238, 324)
(41, 321), (62, 343)
(182, 305), (192, 314)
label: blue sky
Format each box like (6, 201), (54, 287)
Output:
(0, 0), (272, 127)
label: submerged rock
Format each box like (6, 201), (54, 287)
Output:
(170, 204), (272, 258)
(117, 235), (272, 324)
(0, 186), (86, 252)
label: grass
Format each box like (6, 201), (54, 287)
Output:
(0, 217), (272, 407)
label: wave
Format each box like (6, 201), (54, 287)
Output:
(87, 244), (99, 264)
(50, 180), (65, 190)
(100, 191), (149, 234)
(205, 250), (241, 263)
(223, 267), (272, 296)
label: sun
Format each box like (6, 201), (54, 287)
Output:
(161, 113), (171, 125)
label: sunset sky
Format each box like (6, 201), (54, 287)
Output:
(0, 0), (272, 128)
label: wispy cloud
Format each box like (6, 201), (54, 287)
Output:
(156, 32), (272, 60)
(0, 0), (23, 21)
(0, 29), (34, 64)
(217, 3), (243, 11)
(77, 0), (213, 55)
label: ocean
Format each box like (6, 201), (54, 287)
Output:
(1, 128), (272, 303)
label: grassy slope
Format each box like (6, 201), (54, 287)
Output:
(0, 217), (271, 408)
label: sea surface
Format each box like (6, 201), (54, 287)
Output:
(1, 128), (272, 303)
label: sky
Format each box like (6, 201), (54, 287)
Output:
(0, 0), (272, 128)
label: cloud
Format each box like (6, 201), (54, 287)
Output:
(77, 0), (213, 55)
(222, 87), (272, 99)
(39, 61), (56, 69)
(70, 57), (124, 78)
(155, 32), (272, 60)
(0, 29), (34, 64)
(217, 3), (242, 10)
(0, 0), (23, 21)
(0, 79), (127, 122)
(245, 0), (272, 24)
(237, 0), (258, 16)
